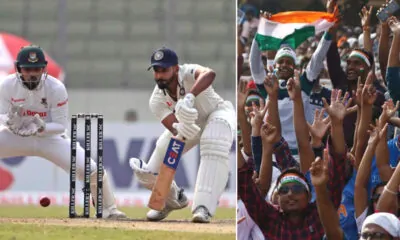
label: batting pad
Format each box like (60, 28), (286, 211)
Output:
(147, 129), (200, 173)
(90, 170), (116, 211)
(130, 158), (183, 209)
(193, 118), (232, 215)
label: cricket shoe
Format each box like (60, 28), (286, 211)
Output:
(102, 206), (127, 219)
(192, 206), (212, 223)
(146, 188), (188, 221)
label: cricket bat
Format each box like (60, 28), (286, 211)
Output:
(148, 135), (185, 211)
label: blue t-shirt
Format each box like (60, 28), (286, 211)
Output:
(339, 170), (358, 240)
(339, 137), (400, 240)
(370, 137), (400, 190)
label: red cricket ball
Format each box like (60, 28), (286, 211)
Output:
(39, 196), (51, 207)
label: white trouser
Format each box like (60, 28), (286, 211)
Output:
(146, 101), (236, 215)
(0, 126), (119, 213)
(0, 127), (97, 178)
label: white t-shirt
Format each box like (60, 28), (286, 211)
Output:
(237, 199), (265, 240)
(149, 64), (224, 124)
(356, 208), (368, 233)
(0, 74), (68, 136)
(241, 18), (259, 39)
(267, 165), (281, 203)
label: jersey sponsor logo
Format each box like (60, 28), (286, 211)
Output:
(22, 110), (47, 117)
(11, 98), (25, 103)
(57, 98), (68, 107)
(338, 204), (348, 217)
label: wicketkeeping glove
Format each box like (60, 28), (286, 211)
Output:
(6, 105), (27, 134)
(14, 114), (45, 137)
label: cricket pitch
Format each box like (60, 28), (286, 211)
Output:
(0, 206), (235, 239)
(0, 217), (235, 234)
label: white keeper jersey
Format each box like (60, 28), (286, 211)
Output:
(0, 74), (68, 128)
(149, 64), (225, 123)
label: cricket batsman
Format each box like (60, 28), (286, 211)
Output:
(130, 47), (235, 223)
(0, 45), (126, 219)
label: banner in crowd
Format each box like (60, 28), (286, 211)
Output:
(0, 122), (236, 207)
(255, 11), (336, 50)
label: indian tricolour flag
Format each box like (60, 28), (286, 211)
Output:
(255, 11), (337, 51)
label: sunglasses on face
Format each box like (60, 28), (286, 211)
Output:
(277, 184), (307, 195)
(360, 231), (393, 239)
(245, 100), (260, 107)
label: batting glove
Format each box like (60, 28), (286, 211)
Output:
(175, 94), (198, 124)
(172, 122), (201, 140)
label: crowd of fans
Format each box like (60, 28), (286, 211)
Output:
(237, 0), (400, 239)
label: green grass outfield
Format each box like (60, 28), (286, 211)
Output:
(0, 206), (236, 240)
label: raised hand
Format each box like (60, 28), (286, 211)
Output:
(362, 85), (377, 106)
(347, 151), (356, 166)
(326, 0), (337, 13)
(308, 109), (331, 146)
(238, 80), (248, 111)
(263, 66), (279, 99)
(260, 10), (272, 19)
(361, 73), (377, 105)
(359, 6), (373, 28)
(368, 123), (380, 146)
(260, 122), (280, 145)
(328, 4), (341, 34)
(287, 70), (302, 101)
(249, 100), (269, 130)
(352, 77), (364, 107)
(379, 99), (400, 124)
(310, 149), (329, 187)
(388, 16), (400, 36)
(323, 89), (352, 123)
(367, 122), (388, 146)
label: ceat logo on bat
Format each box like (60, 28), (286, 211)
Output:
(163, 139), (185, 170)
